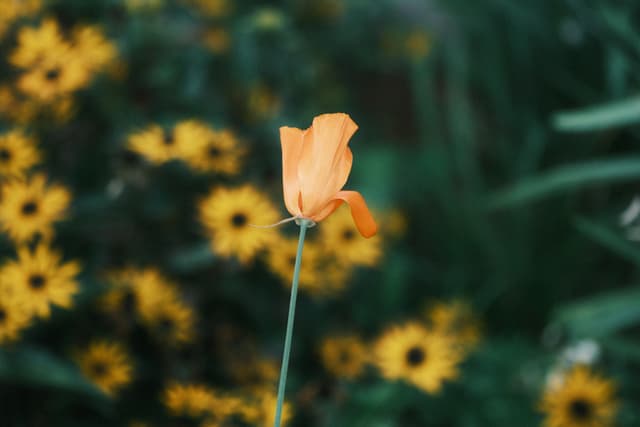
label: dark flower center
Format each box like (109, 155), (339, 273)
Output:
(29, 274), (46, 290)
(0, 148), (11, 161)
(163, 131), (174, 145)
(91, 362), (108, 377)
(338, 350), (351, 364)
(121, 291), (136, 313)
(288, 256), (297, 266)
(342, 229), (355, 241)
(406, 346), (426, 366)
(159, 317), (174, 332)
(21, 201), (38, 215)
(208, 146), (222, 157)
(569, 399), (593, 420)
(0, 308), (6, 322)
(231, 213), (247, 228)
(45, 68), (60, 81)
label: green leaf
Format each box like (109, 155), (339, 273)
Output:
(573, 217), (640, 267)
(552, 96), (640, 132)
(551, 286), (640, 339)
(0, 346), (103, 397)
(486, 157), (640, 210)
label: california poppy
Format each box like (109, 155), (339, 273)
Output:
(279, 113), (377, 237)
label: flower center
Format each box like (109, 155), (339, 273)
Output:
(21, 201), (38, 216)
(338, 350), (351, 364)
(163, 131), (174, 145)
(569, 399), (593, 420)
(342, 229), (355, 241)
(231, 213), (247, 228)
(0, 308), (6, 322)
(159, 317), (174, 332)
(0, 148), (11, 162)
(121, 291), (136, 313)
(91, 362), (108, 377)
(288, 256), (296, 266)
(406, 346), (426, 366)
(208, 146), (222, 157)
(45, 68), (60, 81)
(29, 274), (46, 290)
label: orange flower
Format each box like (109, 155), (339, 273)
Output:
(279, 113), (377, 237)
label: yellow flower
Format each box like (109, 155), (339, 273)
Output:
(0, 85), (72, 125)
(71, 25), (118, 73)
(240, 389), (293, 427)
(373, 322), (462, 394)
(0, 0), (41, 38)
(540, 365), (618, 427)
(319, 335), (368, 380)
(17, 52), (91, 103)
(125, 0), (164, 12)
(10, 18), (69, 69)
(266, 237), (320, 290)
(381, 209), (408, 238)
(0, 245), (80, 318)
(404, 30), (432, 60)
(163, 382), (219, 417)
(0, 281), (32, 344)
(0, 130), (40, 178)
(187, 0), (232, 18)
(182, 126), (244, 175)
(198, 186), (279, 264)
(247, 85), (281, 121)
(142, 299), (195, 344)
(76, 340), (133, 396)
(126, 120), (208, 165)
(425, 300), (482, 354)
(228, 356), (279, 389)
(320, 205), (382, 267)
(103, 267), (195, 343)
(202, 27), (231, 55)
(0, 174), (71, 243)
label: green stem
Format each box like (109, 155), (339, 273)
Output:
(274, 219), (310, 427)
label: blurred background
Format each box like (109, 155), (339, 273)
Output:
(0, 0), (639, 426)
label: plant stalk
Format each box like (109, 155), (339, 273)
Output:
(273, 219), (310, 427)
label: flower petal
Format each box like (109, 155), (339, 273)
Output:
(314, 190), (377, 238)
(298, 113), (357, 215)
(279, 126), (305, 216)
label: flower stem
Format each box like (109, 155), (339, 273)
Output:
(274, 218), (310, 427)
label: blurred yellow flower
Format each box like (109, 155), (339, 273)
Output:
(425, 300), (482, 354)
(320, 205), (381, 267)
(266, 237), (321, 290)
(240, 389), (293, 427)
(10, 18), (69, 69)
(125, 0), (164, 12)
(163, 383), (219, 417)
(228, 356), (279, 389)
(373, 322), (462, 394)
(142, 299), (195, 344)
(0, 281), (32, 344)
(540, 365), (618, 427)
(382, 209), (408, 238)
(71, 25), (118, 73)
(247, 85), (281, 121)
(404, 30), (432, 60)
(0, 0), (41, 38)
(17, 52), (91, 103)
(77, 340), (133, 396)
(319, 335), (368, 380)
(0, 245), (80, 318)
(202, 27), (231, 55)
(0, 130), (40, 178)
(187, 0), (232, 17)
(0, 174), (71, 243)
(198, 186), (279, 264)
(182, 126), (244, 175)
(127, 120), (208, 165)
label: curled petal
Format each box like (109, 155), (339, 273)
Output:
(314, 190), (377, 238)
